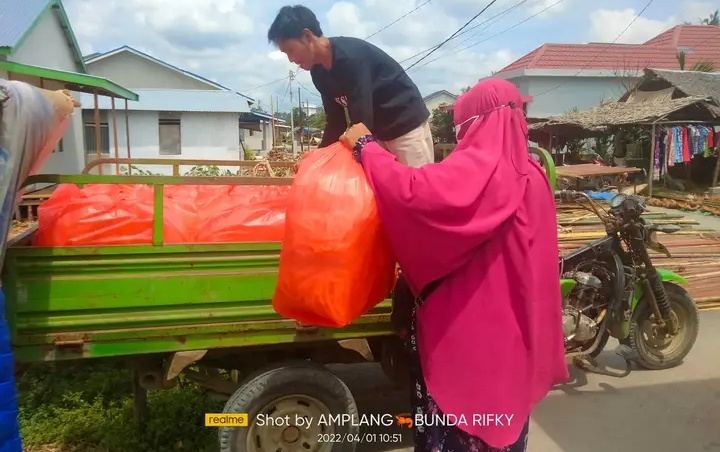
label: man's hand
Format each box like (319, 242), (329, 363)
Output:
(340, 123), (372, 149)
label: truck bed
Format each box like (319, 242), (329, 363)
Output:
(2, 237), (394, 363)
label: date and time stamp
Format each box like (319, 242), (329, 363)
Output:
(317, 432), (404, 444)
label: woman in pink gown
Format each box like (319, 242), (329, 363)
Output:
(340, 79), (570, 452)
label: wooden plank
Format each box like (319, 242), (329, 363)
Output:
(556, 163), (642, 178)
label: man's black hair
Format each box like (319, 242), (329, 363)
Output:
(268, 5), (324, 43)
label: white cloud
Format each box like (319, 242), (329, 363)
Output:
(441, 0), (570, 21)
(680, 1), (718, 23)
(326, 2), (369, 38)
(62, 0), (564, 108)
(528, 0), (572, 17)
(588, 9), (676, 44)
(66, 0), (253, 51)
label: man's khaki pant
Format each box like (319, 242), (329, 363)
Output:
(381, 120), (435, 168)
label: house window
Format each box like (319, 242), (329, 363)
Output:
(84, 124), (110, 154)
(249, 129), (254, 136)
(159, 113), (181, 155)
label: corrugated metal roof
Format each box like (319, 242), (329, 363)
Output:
(0, 0), (51, 48)
(247, 111), (286, 123)
(78, 89), (254, 113)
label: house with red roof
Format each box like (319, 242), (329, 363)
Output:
(488, 24), (720, 119)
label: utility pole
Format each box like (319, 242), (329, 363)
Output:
(298, 86), (304, 153)
(289, 70), (296, 156)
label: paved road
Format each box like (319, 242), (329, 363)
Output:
(331, 310), (720, 452)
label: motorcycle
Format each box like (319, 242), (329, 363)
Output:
(556, 190), (700, 374)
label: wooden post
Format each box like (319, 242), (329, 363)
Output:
(270, 95), (275, 149)
(298, 87), (304, 154)
(93, 90), (102, 175)
(111, 96), (120, 175)
(648, 123), (656, 199)
(713, 142), (720, 187)
(125, 99), (131, 175)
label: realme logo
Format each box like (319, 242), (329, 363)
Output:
(205, 413), (249, 427)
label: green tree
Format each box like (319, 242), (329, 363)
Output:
(292, 107), (307, 130)
(702, 9), (719, 25)
(250, 103), (267, 114)
(306, 111), (327, 130)
(429, 106), (454, 143)
(683, 9), (719, 25)
(676, 50), (715, 71)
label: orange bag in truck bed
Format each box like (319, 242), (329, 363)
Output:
(33, 183), (290, 246)
(271, 142), (397, 328)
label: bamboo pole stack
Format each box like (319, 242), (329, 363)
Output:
(556, 200), (720, 308)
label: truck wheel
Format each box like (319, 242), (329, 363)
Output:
(218, 361), (358, 452)
(629, 283), (699, 370)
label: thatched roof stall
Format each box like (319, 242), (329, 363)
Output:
(620, 68), (720, 104)
(529, 95), (720, 136)
(529, 69), (720, 196)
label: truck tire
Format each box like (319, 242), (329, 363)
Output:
(218, 361), (358, 452)
(629, 283), (699, 370)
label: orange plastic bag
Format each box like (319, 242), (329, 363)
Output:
(272, 142), (397, 327)
(34, 184), (293, 246)
(196, 185), (291, 243)
(33, 183), (154, 246)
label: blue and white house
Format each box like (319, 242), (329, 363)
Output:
(81, 46), (283, 175)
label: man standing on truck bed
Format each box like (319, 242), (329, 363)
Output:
(267, 5), (434, 168)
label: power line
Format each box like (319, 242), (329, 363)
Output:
(412, 0), (533, 67)
(404, 0), (500, 71)
(409, 0), (564, 73)
(398, 0), (526, 66)
(443, 0), (530, 44)
(243, 76), (290, 94)
(532, 0), (655, 98)
(365, 0), (432, 40)
(277, 78), (292, 111)
(297, 80), (322, 99)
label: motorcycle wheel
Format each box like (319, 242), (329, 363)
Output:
(628, 282), (699, 370)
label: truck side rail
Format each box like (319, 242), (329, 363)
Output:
(81, 158), (297, 176)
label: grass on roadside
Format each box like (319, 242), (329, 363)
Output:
(16, 360), (225, 452)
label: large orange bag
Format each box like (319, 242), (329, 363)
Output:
(195, 185), (290, 243)
(33, 183), (155, 246)
(33, 184), (291, 246)
(271, 142), (397, 327)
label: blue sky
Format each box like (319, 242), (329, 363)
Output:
(62, 0), (717, 112)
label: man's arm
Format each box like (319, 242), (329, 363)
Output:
(319, 92), (346, 148)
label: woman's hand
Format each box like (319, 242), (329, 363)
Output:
(340, 123), (372, 149)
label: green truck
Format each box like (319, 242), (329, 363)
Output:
(3, 149), (558, 452)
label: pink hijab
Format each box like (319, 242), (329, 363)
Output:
(360, 79), (569, 448)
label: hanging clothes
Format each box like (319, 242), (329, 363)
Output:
(696, 126), (709, 156)
(654, 131), (662, 180)
(665, 127), (674, 167)
(707, 127), (714, 157)
(674, 126), (684, 164)
(682, 127), (691, 162)
(688, 126), (699, 156)
(662, 129), (669, 176)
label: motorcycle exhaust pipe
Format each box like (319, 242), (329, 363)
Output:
(566, 309), (608, 359)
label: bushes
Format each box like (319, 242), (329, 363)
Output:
(17, 361), (224, 452)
